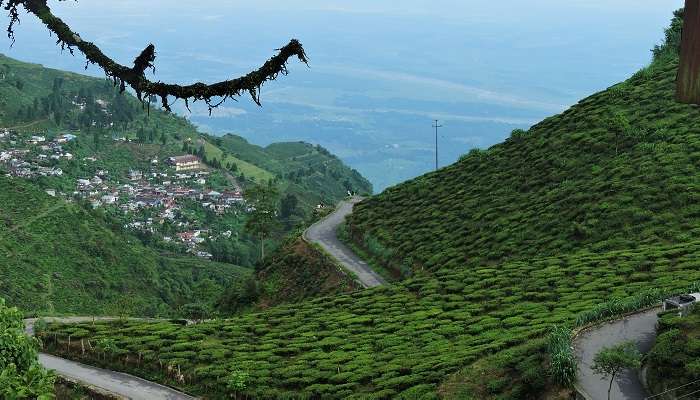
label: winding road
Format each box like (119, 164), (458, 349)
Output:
(24, 197), (383, 397)
(304, 196), (386, 288)
(574, 308), (661, 400)
(25, 318), (197, 400)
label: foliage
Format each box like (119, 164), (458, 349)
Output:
(241, 237), (359, 311)
(0, 53), (370, 312)
(592, 341), (642, 400)
(647, 306), (700, 398)
(0, 299), (55, 399)
(547, 326), (576, 387)
(0, 176), (250, 316)
(245, 184), (281, 260)
(573, 288), (668, 327)
(653, 8), (684, 62)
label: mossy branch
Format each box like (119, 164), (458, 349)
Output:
(1, 0), (309, 112)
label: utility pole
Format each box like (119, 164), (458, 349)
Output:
(432, 119), (442, 171)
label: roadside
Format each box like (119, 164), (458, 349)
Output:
(574, 308), (660, 400)
(303, 196), (385, 288)
(25, 317), (198, 400)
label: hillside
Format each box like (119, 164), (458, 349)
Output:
(0, 52), (369, 210)
(0, 175), (250, 315)
(36, 12), (700, 399)
(206, 134), (373, 208)
(0, 54), (373, 312)
(647, 306), (700, 398)
(347, 22), (696, 279)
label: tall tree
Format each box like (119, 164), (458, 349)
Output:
(244, 185), (280, 260)
(678, 2), (700, 103)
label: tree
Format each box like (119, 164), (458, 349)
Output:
(606, 111), (630, 156)
(592, 341), (642, 400)
(244, 185), (280, 260)
(226, 369), (250, 398)
(678, 2), (700, 103)
(0, 298), (55, 398)
(180, 303), (210, 323)
(280, 192), (300, 230)
(1, 0), (308, 112)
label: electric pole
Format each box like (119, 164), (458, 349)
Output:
(433, 119), (442, 171)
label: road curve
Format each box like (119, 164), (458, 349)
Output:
(574, 308), (660, 400)
(304, 196), (386, 288)
(25, 317), (197, 400)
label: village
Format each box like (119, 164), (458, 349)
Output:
(0, 128), (247, 259)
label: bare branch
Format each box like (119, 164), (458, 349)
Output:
(1, 0), (309, 111)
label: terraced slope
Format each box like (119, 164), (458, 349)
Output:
(348, 57), (698, 277)
(40, 11), (700, 399)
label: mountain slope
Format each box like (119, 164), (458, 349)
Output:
(0, 53), (373, 312)
(36, 13), (700, 400)
(347, 53), (698, 278)
(0, 176), (250, 315)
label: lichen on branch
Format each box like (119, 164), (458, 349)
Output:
(1, 0), (309, 112)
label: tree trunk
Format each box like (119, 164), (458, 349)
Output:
(607, 372), (615, 400)
(260, 235), (265, 260)
(678, 0), (700, 103)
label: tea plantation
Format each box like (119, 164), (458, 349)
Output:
(646, 306), (700, 398)
(42, 241), (700, 399)
(347, 48), (698, 278)
(40, 12), (700, 399)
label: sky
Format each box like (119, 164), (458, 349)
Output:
(2, 0), (684, 191)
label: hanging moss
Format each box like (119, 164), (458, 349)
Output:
(1, 0), (308, 112)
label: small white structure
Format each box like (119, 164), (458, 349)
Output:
(101, 194), (118, 205)
(663, 293), (700, 316)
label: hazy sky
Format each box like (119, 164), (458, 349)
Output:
(2, 0), (684, 190)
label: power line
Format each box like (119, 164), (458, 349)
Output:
(645, 378), (700, 399)
(676, 388), (700, 399)
(432, 119), (442, 171)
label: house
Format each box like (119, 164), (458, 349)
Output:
(45, 189), (56, 197)
(167, 155), (202, 172)
(28, 135), (46, 144)
(663, 293), (700, 316)
(101, 194), (118, 205)
(128, 170), (143, 181)
(55, 134), (76, 143)
(195, 251), (213, 259)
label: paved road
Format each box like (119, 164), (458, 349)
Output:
(25, 318), (197, 400)
(574, 308), (661, 400)
(304, 197), (386, 288)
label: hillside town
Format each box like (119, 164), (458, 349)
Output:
(0, 128), (246, 258)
